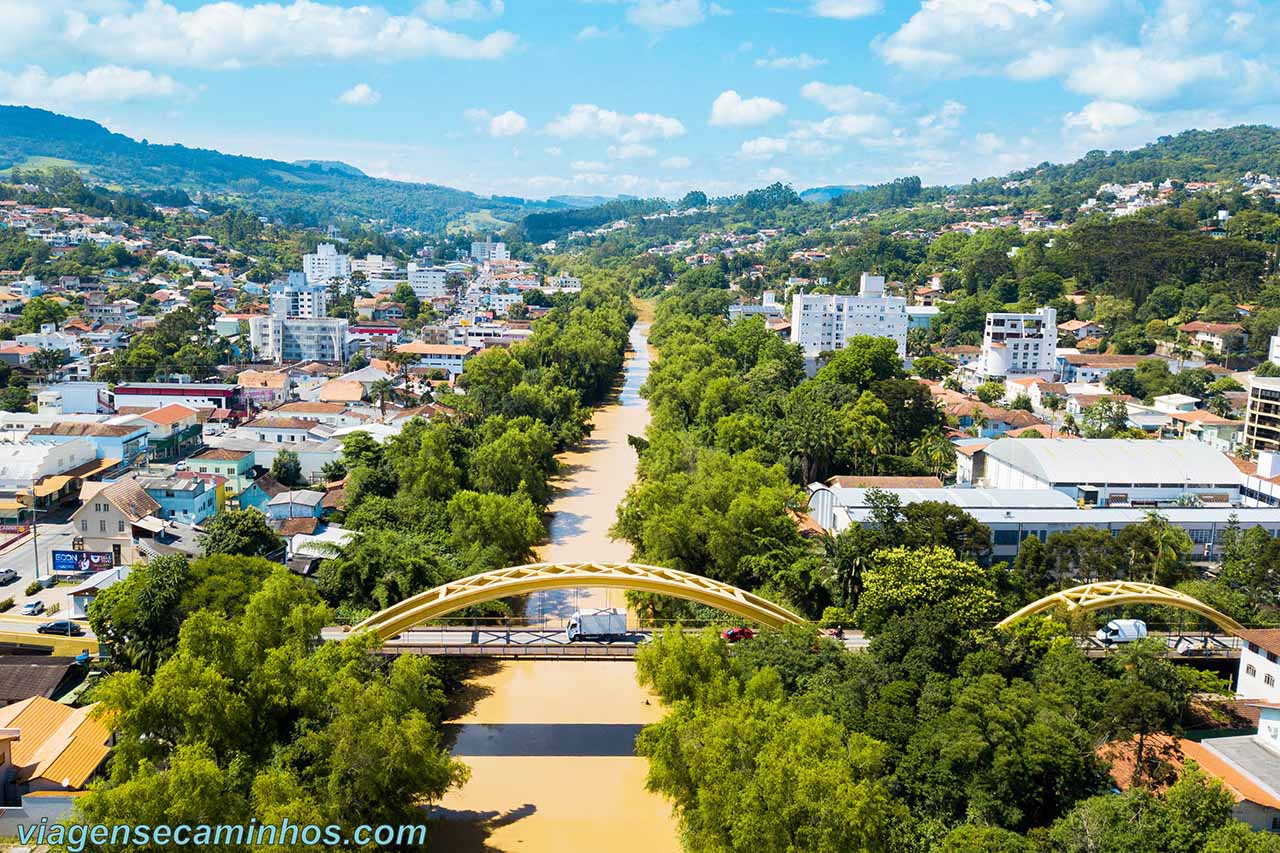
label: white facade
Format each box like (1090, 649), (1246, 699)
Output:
(351, 254), (399, 278)
(249, 316), (349, 364)
(0, 440), (96, 492)
(1238, 639), (1280, 702)
(548, 273), (582, 291)
(981, 307), (1057, 379)
(488, 291), (522, 316)
(302, 243), (351, 285)
(269, 274), (328, 318)
(407, 263), (448, 300)
(789, 274), (908, 358)
(1269, 328), (1280, 366)
(470, 240), (509, 262)
(15, 325), (81, 358)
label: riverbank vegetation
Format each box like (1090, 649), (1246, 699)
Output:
(316, 274), (635, 616)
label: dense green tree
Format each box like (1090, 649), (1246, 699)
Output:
(200, 508), (283, 559)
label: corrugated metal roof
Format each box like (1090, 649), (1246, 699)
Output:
(983, 438), (1243, 486)
(0, 696), (111, 789)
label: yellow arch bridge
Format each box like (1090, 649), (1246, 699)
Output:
(350, 561), (806, 642)
(997, 580), (1246, 634)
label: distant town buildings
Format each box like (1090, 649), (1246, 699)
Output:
(302, 243), (351, 285)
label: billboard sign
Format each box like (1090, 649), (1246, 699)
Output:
(51, 550), (113, 575)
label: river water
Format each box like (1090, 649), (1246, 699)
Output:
(431, 316), (681, 852)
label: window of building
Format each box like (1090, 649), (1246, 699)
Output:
(1267, 674), (1276, 688)
(1247, 664), (1257, 677)
(80, 520), (87, 532)
(99, 520), (106, 533)
(118, 520), (125, 533)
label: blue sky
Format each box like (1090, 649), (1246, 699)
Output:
(4, 0), (1280, 199)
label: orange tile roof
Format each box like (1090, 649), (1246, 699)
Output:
(140, 403), (197, 426)
(0, 696), (112, 789)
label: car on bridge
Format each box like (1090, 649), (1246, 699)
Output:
(721, 627), (754, 643)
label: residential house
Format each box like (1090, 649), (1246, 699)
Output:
(238, 370), (292, 407)
(237, 473), (287, 513)
(70, 478), (162, 565)
(137, 474), (217, 525)
(187, 448), (255, 494)
(1058, 319), (1101, 341)
(133, 404), (201, 461)
(1180, 321), (1247, 354)
(0, 696), (112, 800)
(266, 490), (325, 521)
(241, 416), (332, 445)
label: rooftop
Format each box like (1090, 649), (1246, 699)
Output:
(0, 696), (112, 789)
(982, 438), (1243, 486)
(1238, 629), (1280, 658)
(139, 404), (198, 427)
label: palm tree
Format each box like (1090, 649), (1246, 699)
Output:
(912, 427), (955, 480)
(369, 378), (394, 421)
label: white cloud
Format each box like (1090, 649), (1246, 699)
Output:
(488, 109), (527, 136)
(1064, 45), (1224, 103)
(417, 0), (504, 20)
(975, 132), (1003, 155)
(811, 0), (881, 19)
(757, 166), (791, 183)
(756, 52), (826, 70)
(800, 81), (894, 113)
(792, 113), (888, 138)
(608, 143), (657, 159)
(570, 159), (610, 171)
(709, 90), (787, 127)
(917, 100), (966, 130)
(575, 24), (617, 40)
(336, 82), (380, 106)
(738, 136), (789, 159)
(544, 146), (563, 156)
(661, 155), (692, 168)
(1062, 99), (1149, 133)
(64, 0), (519, 69)
(545, 104), (686, 142)
(0, 64), (191, 108)
(626, 0), (712, 32)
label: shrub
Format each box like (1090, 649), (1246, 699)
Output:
(23, 581), (41, 597)
(0, 598), (14, 612)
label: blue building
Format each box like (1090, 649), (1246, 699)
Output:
(27, 422), (150, 467)
(137, 475), (217, 525)
(238, 473), (286, 513)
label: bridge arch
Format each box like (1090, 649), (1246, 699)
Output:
(997, 580), (1246, 634)
(350, 562), (806, 642)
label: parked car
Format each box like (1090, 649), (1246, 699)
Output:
(721, 627), (755, 643)
(37, 620), (83, 636)
(19, 600), (44, 616)
(1095, 619), (1147, 645)
(0, 569), (18, 585)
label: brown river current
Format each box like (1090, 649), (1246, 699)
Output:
(431, 313), (682, 851)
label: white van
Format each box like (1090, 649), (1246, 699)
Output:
(1095, 618), (1148, 645)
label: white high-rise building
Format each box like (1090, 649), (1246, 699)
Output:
(249, 316), (349, 365)
(407, 263), (449, 300)
(980, 307), (1058, 379)
(302, 243), (352, 285)
(789, 274), (908, 358)
(269, 272), (328, 318)
(351, 254), (399, 278)
(470, 239), (509, 262)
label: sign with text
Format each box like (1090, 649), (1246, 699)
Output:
(51, 550), (113, 575)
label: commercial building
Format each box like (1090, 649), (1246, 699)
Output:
(27, 423), (150, 467)
(71, 478), (162, 565)
(407, 263), (448, 300)
(805, 483), (1280, 562)
(248, 315), (349, 365)
(470, 239), (509, 262)
(789, 273), (908, 359)
(1245, 376), (1280, 454)
(1237, 630), (1280, 703)
(111, 382), (244, 413)
(975, 437), (1244, 506)
(394, 342), (476, 377)
(302, 243), (351, 285)
(980, 308), (1057, 380)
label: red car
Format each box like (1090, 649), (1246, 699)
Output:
(721, 627), (755, 643)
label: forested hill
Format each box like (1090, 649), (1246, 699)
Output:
(0, 106), (553, 232)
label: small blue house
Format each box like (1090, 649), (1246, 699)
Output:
(138, 475), (217, 525)
(237, 473), (286, 513)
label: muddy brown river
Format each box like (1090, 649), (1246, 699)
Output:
(431, 314), (681, 852)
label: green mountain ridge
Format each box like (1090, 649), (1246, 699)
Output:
(0, 105), (550, 233)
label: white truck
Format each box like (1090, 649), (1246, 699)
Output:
(1096, 618), (1148, 645)
(566, 608), (627, 642)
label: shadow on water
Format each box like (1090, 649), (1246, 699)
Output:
(444, 723), (647, 757)
(441, 658), (504, 726)
(431, 804), (538, 853)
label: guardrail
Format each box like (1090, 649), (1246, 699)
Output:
(381, 643), (641, 659)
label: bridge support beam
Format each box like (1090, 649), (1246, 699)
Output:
(349, 562), (806, 643)
(996, 580), (1246, 634)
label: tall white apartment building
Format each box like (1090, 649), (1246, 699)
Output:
(470, 239), (510, 262)
(980, 307), (1058, 379)
(302, 243), (351, 285)
(407, 263), (449, 300)
(351, 254), (399, 278)
(789, 274), (908, 358)
(269, 273), (328, 319)
(249, 316), (349, 365)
